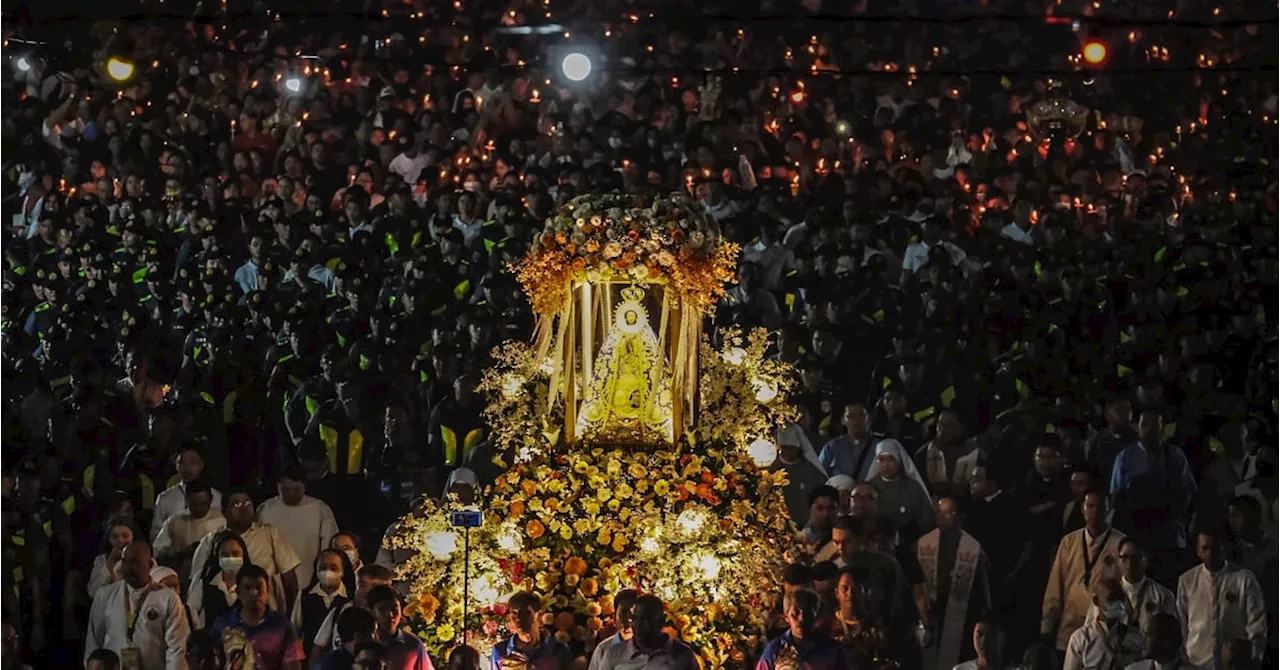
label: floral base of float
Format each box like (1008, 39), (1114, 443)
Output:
(385, 193), (803, 668)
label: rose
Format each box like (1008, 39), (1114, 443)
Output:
(603, 241), (623, 259)
(627, 230), (640, 241)
(571, 257), (586, 271)
(671, 228), (684, 240)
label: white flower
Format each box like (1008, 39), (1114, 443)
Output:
(689, 231), (706, 246)
(603, 241), (623, 259)
(575, 218), (586, 228)
(629, 264), (650, 280)
(656, 251), (675, 267)
(590, 215), (603, 226)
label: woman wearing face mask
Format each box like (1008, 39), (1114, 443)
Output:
(292, 549), (355, 646)
(330, 532), (364, 573)
(187, 530), (257, 628)
(1062, 578), (1143, 670)
(86, 516), (142, 598)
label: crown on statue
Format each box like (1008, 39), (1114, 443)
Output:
(619, 285), (646, 301)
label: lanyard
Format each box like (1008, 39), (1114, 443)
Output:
(123, 583), (156, 644)
(1080, 528), (1112, 585)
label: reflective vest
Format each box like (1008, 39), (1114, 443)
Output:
(441, 426), (483, 467)
(317, 425), (364, 476)
(83, 465), (156, 510)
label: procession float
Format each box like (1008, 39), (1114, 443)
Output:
(385, 193), (804, 667)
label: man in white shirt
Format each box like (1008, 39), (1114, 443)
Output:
(589, 590), (638, 670)
(154, 480), (226, 585)
(151, 445), (223, 541)
(387, 137), (429, 185)
(256, 469), (338, 587)
(85, 541), (189, 670)
(188, 489), (302, 618)
(1064, 578), (1144, 670)
(901, 218), (968, 282)
(1177, 528), (1268, 668)
(1117, 539), (1178, 633)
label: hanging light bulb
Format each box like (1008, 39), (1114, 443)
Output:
(747, 438), (778, 467)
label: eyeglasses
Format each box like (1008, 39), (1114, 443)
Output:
(229, 500), (254, 509)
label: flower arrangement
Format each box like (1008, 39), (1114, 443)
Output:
(391, 445), (803, 668)
(477, 342), (561, 464)
(515, 193), (738, 314)
(696, 328), (799, 457)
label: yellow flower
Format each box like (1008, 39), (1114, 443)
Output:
(599, 558), (614, 569)
(634, 479), (650, 493)
(558, 525), (573, 540)
(653, 481), (670, 496)
(581, 577), (599, 596)
(611, 533), (628, 552)
(586, 602), (603, 617)
(596, 488), (612, 503)
(615, 483), (634, 500)
(546, 479), (564, 494)
(606, 499), (621, 513)
(521, 480), (538, 497)
(606, 459), (622, 476)
(436, 623), (456, 642)
(627, 463), (648, 479)
(535, 572), (555, 590)
(573, 518), (593, 534)
(544, 498), (559, 513)
(528, 498), (544, 512)
(573, 460), (588, 474)
(596, 528), (612, 546)
(565, 574), (580, 587)
(618, 508), (633, 523)
(583, 500), (601, 517)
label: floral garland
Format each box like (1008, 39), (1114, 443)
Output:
(391, 447), (803, 668)
(477, 342), (561, 464)
(515, 193), (739, 315)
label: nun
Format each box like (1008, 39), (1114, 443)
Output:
(771, 423), (830, 527)
(865, 439), (936, 544)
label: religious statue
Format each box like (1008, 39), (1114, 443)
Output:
(575, 286), (674, 444)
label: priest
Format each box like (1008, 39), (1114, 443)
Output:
(917, 493), (991, 670)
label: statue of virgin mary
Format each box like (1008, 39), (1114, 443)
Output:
(575, 286), (674, 444)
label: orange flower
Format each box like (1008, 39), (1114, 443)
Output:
(521, 480), (538, 497)
(571, 257), (586, 271)
(554, 612), (576, 632)
(555, 232), (568, 244)
(700, 471), (715, 484)
(526, 520), (546, 539)
(695, 483), (713, 500)
(509, 500), (526, 516)
(646, 264), (662, 278)
(580, 577), (599, 596)
(540, 232), (554, 246)
(564, 556), (588, 576)
(565, 243), (577, 255)
(615, 258), (631, 270)
(585, 240), (600, 253)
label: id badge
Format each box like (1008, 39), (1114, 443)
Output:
(120, 647), (142, 670)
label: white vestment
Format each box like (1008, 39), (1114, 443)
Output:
(85, 580), (190, 670)
(1176, 563), (1268, 667)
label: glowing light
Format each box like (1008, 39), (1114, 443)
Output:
(747, 438), (778, 467)
(640, 535), (660, 554)
(16, 57), (31, 73)
(1081, 40), (1108, 66)
(469, 573), (500, 604)
(675, 509), (706, 537)
(721, 347), (746, 365)
(106, 57), (136, 82)
(496, 525), (522, 553)
(502, 375), (523, 398)
(752, 378), (778, 404)
(284, 76), (303, 93)
(695, 553), (722, 580)
(561, 53), (591, 81)
(788, 89), (806, 105)
(425, 531), (458, 559)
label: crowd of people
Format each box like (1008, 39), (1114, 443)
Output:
(1, 0), (1277, 667)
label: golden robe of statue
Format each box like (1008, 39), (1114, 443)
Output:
(575, 287), (674, 444)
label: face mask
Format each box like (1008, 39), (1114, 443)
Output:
(219, 556), (244, 574)
(462, 180), (480, 192)
(318, 570), (342, 588)
(343, 549), (360, 566)
(1103, 601), (1126, 621)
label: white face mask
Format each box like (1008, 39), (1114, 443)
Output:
(318, 570), (343, 588)
(1103, 601), (1127, 622)
(343, 549), (360, 566)
(219, 556), (244, 574)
